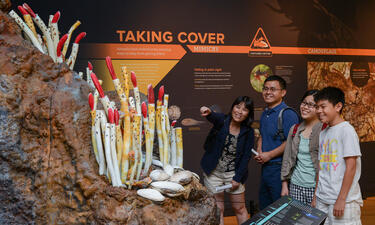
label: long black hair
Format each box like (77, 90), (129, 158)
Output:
(228, 96), (254, 127)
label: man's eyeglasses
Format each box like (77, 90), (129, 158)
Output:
(262, 87), (282, 92)
(301, 101), (316, 108)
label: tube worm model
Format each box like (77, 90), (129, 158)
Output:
(175, 127), (183, 168)
(114, 109), (123, 169)
(170, 120), (177, 166)
(56, 34), (68, 63)
(63, 20), (81, 56)
(91, 72), (111, 114)
(108, 108), (122, 186)
(9, 3), (85, 71)
(156, 86), (164, 164)
(131, 72), (141, 114)
(23, 3), (56, 61)
(129, 114), (141, 187)
(159, 87), (169, 165)
(17, 5), (37, 38)
(147, 85), (156, 165)
(103, 109), (117, 186)
(50, 11), (60, 51)
(67, 32), (86, 69)
(9, 10), (44, 53)
(86, 61), (95, 89)
(142, 102), (152, 175)
(89, 93), (99, 164)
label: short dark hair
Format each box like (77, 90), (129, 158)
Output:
(314, 87), (345, 112)
(264, 75), (286, 89)
(301, 89), (319, 102)
(228, 96), (254, 126)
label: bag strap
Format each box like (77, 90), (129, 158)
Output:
(291, 123), (301, 138)
(274, 107), (299, 141)
(290, 122), (327, 140)
(291, 122), (328, 140)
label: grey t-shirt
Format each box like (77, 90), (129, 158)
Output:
(316, 121), (363, 205)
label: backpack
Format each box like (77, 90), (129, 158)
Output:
(274, 107), (300, 141)
(291, 123), (328, 138)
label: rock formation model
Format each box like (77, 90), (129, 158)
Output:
(0, 1), (219, 224)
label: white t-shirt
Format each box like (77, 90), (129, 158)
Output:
(316, 121), (363, 205)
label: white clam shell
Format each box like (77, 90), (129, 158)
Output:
(173, 166), (185, 173)
(163, 164), (174, 177)
(137, 188), (165, 202)
(169, 171), (193, 185)
(150, 169), (170, 181)
(165, 192), (184, 197)
(151, 181), (184, 194)
(152, 159), (163, 168)
(191, 172), (200, 181)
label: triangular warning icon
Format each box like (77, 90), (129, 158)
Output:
(250, 27), (271, 49)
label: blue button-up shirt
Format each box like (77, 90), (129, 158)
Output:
(260, 101), (299, 162)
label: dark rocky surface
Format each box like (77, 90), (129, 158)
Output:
(0, 4), (218, 224)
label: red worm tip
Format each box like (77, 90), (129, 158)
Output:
(141, 102), (147, 118)
(88, 93), (94, 111)
(108, 108), (114, 124)
(88, 61), (93, 71)
(130, 71), (137, 87)
(52, 11), (60, 23)
(158, 86), (164, 101)
(147, 84), (155, 104)
(56, 34), (68, 57)
(18, 5), (29, 15)
(90, 73), (105, 98)
(105, 56), (117, 80)
(74, 32), (86, 44)
(22, 3), (36, 18)
(114, 109), (119, 125)
(171, 120), (177, 127)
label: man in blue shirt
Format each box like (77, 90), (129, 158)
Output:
(255, 75), (299, 210)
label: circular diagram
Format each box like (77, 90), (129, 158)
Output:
(250, 64), (273, 92)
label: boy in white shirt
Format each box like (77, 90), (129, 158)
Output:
(312, 87), (362, 225)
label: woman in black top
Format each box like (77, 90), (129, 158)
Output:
(200, 96), (254, 225)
